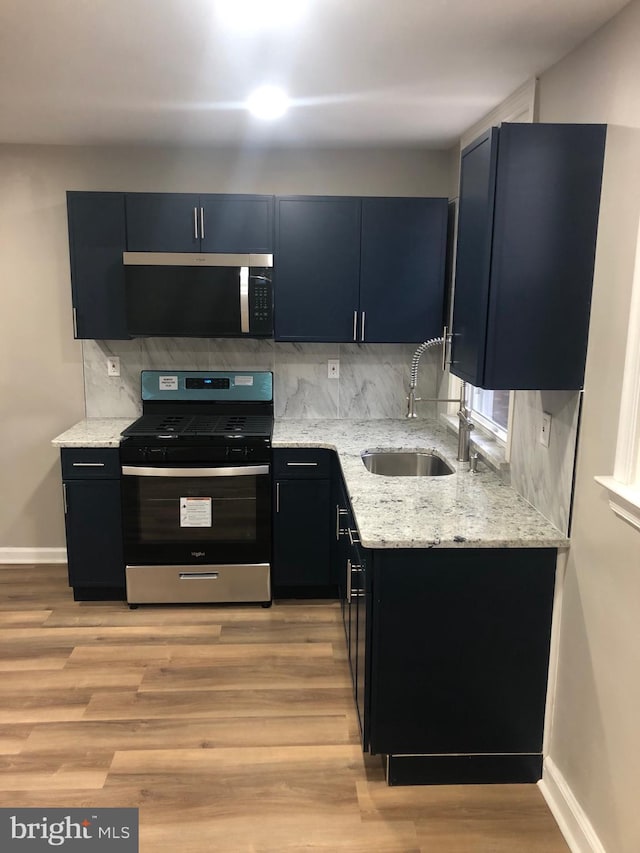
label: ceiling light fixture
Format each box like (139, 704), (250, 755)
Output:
(215, 0), (305, 31)
(246, 86), (290, 120)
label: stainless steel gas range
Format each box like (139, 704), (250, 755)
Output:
(119, 370), (273, 606)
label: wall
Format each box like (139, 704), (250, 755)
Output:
(536, 2), (640, 851)
(0, 144), (449, 552)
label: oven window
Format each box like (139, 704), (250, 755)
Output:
(124, 473), (259, 545)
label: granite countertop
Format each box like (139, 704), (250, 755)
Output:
(273, 419), (568, 550)
(52, 418), (135, 448)
(52, 417), (568, 550)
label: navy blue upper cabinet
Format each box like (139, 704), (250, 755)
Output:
(275, 195), (448, 343)
(451, 123), (607, 390)
(67, 191), (128, 340)
(275, 196), (362, 342)
(125, 193), (274, 253)
(200, 195), (273, 253)
(360, 197), (448, 343)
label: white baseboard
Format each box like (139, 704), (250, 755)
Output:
(539, 757), (606, 853)
(0, 548), (67, 564)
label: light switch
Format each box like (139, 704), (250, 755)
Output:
(328, 359), (340, 379)
(107, 357), (120, 377)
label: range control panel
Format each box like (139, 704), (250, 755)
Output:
(141, 371), (273, 403)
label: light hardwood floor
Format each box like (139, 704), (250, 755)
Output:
(0, 564), (569, 852)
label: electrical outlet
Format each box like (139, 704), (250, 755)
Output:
(328, 359), (340, 379)
(107, 357), (120, 377)
(539, 411), (551, 448)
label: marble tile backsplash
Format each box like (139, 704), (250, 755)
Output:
(82, 338), (442, 421)
(509, 389), (581, 536)
(82, 339), (578, 536)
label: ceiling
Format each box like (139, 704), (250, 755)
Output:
(0, 0), (629, 149)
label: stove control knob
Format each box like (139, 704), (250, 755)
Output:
(228, 446), (247, 457)
(146, 447), (166, 461)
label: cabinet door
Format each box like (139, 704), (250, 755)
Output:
(125, 193), (200, 252)
(484, 123), (606, 390)
(272, 479), (332, 586)
(275, 197), (361, 341)
(451, 123), (606, 390)
(63, 478), (125, 591)
(200, 195), (273, 253)
(67, 192), (128, 340)
(369, 548), (556, 757)
(449, 129), (498, 386)
(354, 555), (369, 745)
(360, 197), (448, 343)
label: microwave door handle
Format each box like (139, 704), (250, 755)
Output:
(121, 465), (269, 477)
(240, 267), (250, 333)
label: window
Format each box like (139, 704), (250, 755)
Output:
(466, 386), (511, 443)
(595, 219), (640, 531)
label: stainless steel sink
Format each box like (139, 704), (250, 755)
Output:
(361, 450), (455, 477)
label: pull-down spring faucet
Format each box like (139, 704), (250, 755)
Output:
(406, 339), (475, 463)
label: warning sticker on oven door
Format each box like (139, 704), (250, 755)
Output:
(180, 497), (212, 527)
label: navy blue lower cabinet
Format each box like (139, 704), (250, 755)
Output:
(367, 547), (557, 785)
(61, 449), (125, 601)
(272, 449), (333, 594)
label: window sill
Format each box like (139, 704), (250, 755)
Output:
(594, 476), (640, 533)
(439, 413), (510, 483)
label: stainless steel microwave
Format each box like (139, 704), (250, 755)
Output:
(123, 252), (273, 338)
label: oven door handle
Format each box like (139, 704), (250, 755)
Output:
(121, 465), (269, 478)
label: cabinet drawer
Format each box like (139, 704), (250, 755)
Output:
(273, 449), (332, 479)
(61, 448), (121, 479)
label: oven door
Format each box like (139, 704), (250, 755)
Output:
(121, 462), (271, 604)
(121, 463), (271, 566)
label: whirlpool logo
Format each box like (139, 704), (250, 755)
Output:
(1, 809), (138, 851)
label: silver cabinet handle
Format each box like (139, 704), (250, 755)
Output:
(361, 311), (366, 342)
(72, 462), (105, 467)
(442, 324), (453, 370)
(336, 505), (349, 539)
(286, 462), (318, 467)
(179, 572), (219, 580)
(193, 206), (199, 240)
(122, 465), (269, 478)
(348, 527), (360, 545)
(346, 558), (352, 604)
(442, 324), (448, 370)
(276, 481), (280, 513)
(62, 483), (68, 514)
(200, 206), (205, 240)
(72, 307), (78, 337)
(240, 266), (250, 333)
(353, 310), (358, 341)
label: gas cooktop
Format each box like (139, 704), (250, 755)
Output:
(122, 413), (273, 440)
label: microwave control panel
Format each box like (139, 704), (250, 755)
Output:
(249, 275), (273, 336)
